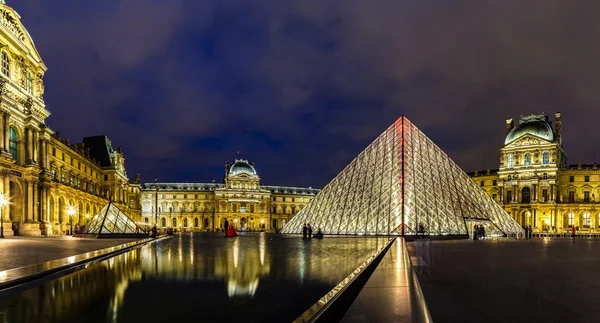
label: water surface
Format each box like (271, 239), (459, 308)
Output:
(0, 233), (388, 323)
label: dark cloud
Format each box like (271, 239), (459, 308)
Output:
(10, 0), (600, 187)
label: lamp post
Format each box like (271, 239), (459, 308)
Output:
(0, 193), (7, 238)
(67, 205), (75, 235)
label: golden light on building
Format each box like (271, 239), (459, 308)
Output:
(470, 112), (600, 233)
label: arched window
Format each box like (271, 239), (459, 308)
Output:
(507, 154), (514, 168)
(161, 218), (166, 227)
(183, 218), (188, 227)
(583, 213), (591, 228)
(172, 218), (177, 227)
(521, 187), (531, 203)
(9, 127), (17, 160)
(194, 218), (199, 227)
(524, 153), (531, 166)
(1, 52), (9, 77)
(542, 152), (550, 165)
(568, 212), (575, 227)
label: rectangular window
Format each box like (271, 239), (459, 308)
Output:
(104, 174), (108, 181)
(240, 206), (247, 213)
(173, 194), (177, 199)
(52, 147), (56, 156)
(506, 191), (512, 203)
(272, 197), (276, 201)
(542, 189), (548, 202)
(162, 194), (166, 199)
(184, 194), (187, 199)
(570, 176), (574, 182)
(584, 191), (590, 202)
(585, 176), (590, 182)
(480, 181), (484, 187)
(493, 180), (497, 186)
(51, 168), (56, 179)
(195, 194), (198, 199)
(569, 191), (575, 202)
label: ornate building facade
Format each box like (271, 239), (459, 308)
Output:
(471, 112), (600, 232)
(140, 159), (319, 231)
(0, 2), (140, 236)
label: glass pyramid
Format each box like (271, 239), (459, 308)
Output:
(282, 116), (523, 237)
(79, 202), (141, 238)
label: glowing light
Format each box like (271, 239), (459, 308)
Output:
(67, 256), (75, 264)
(0, 271), (6, 280)
(0, 193), (7, 207)
(233, 239), (239, 268)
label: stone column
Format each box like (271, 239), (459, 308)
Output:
(33, 181), (39, 222)
(533, 184), (537, 202)
(26, 180), (33, 222)
(42, 185), (48, 222)
(24, 127), (30, 163)
(3, 175), (9, 221)
(550, 184), (554, 202)
(3, 112), (9, 154)
(0, 111), (5, 152)
(32, 129), (38, 164)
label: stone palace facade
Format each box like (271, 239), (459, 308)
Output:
(470, 113), (600, 232)
(0, 2), (141, 236)
(140, 159), (319, 231)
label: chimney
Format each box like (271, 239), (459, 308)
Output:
(505, 118), (514, 135)
(555, 112), (562, 143)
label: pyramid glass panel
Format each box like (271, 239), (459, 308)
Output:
(282, 116), (523, 237)
(77, 202), (143, 238)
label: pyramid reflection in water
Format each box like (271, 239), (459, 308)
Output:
(282, 116), (523, 236)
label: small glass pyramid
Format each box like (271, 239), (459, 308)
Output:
(78, 202), (142, 238)
(282, 116), (524, 237)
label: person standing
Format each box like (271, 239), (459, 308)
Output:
(302, 224), (308, 238)
(572, 225), (576, 243)
(308, 224), (313, 239)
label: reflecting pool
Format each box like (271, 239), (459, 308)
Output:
(0, 233), (389, 323)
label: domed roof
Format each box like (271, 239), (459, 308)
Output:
(229, 159), (257, 176)
(505, 115), (554, 145)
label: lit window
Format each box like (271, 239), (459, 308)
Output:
(1, 52), (9, 77)
(584, 213), (591, 228)
(524, 154), (531, 166)
(542, 152), (550, 165)
(507, 154), (514, 168)
(568, 212), (574, 227)
(8, 127), (17, 160)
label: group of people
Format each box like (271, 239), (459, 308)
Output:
(302, 223), (324, 239)
(473, 225), (486, 240)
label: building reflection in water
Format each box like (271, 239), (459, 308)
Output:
(0, 233), (387, 323)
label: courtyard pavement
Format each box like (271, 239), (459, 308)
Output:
(0, 236), (138, 271)
(408, 238), (600, 323)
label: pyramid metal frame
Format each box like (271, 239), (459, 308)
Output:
(76, 201), (145, 239)
(282, 116), (523, 237)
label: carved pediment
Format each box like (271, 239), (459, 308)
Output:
(505, 134), (551, 148)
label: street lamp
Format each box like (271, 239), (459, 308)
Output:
(67, 205), (75, 235)
(0, 193), (7, 238)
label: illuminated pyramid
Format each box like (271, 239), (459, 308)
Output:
(282, 117), (523, 236)
(77, 202), (143, 238)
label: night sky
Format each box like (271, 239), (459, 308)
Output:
(11, 1), (600, 188)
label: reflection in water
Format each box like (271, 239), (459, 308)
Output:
(0, 233), (388, 323)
